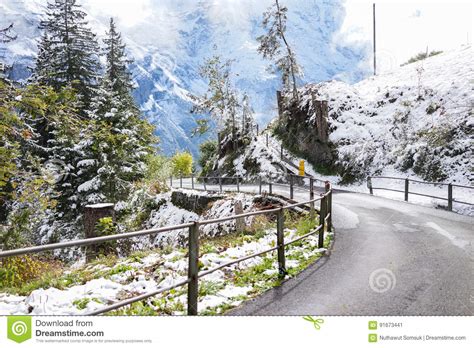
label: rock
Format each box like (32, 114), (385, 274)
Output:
(171, 191), (224, 214)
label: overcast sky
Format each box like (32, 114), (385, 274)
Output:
(342, 0), (472, 69)
(82, 0), (473, 73)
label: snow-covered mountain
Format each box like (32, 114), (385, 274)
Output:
(0, 0), (370, 157)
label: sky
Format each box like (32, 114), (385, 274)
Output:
(341, 0), (473, 71)
(82, 0), (473, 74)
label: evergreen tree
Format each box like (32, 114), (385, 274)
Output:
(77, 19), (155, 205)
(31, 0), (100, 112)
(257, 0), (302, 101)
(32, 34), (55, 88)
(102, 18), (134, 101)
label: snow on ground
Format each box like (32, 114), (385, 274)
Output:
(0, 225), (332, 315)
(140, 191), (257, 247)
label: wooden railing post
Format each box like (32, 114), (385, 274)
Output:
(448, 183), (453, 211)
(180, 175), (183, 188)
(266, 133), (269, 147)
(259, 177), (262, 195)
(235, 201), (244, 232)
(368, 176), (373, 195)
(170, 176), (173, 187)
(290, 175), (294, 200)
(309, 178), (315, 220)
(203, 178), (207, 191)
(280, 144), (283, 160)
(319, 195), (327, 248)
(236, 177), (240, 192)
(269, 182), (273, 195)
(219, 177), (222, 192)
(325, 181), (332, 231)
(404, 178), (409, 201)
(187, 222), (199, 315)
(191, 173), (194, 189)
(276, 208), (286, 277)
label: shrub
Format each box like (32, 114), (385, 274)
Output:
(0, 256), (46, 288)
(95, 217), (118, 257)
(401, 50), (443, 66)
(171, 152), (193, 176)
(198, 140), (217, 175)
(144, 154), (172, 191)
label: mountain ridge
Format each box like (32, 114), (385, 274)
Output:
(0, 0), (370, 157)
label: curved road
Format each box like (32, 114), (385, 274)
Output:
(175, 181), (474, 315)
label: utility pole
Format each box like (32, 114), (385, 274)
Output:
(373, 3), (376, 76)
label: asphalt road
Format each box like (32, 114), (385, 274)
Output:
(174, 180), (474, 315)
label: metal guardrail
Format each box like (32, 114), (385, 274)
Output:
(0, 174), (333, 316)
(367, 176), (474, 211)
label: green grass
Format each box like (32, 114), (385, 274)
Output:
(198, 281), (225, 297)
(107, 301), (158, 316)
(107, 264), (134, 276)
(72, 297), (101, 310)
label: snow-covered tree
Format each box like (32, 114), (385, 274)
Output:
(0, 81), (80, 244)
(241, 93), (256, 135)
(257, 0), (302, 101)
(31, 0), (100, 112)
(191, 54), (240, 138)
(102, 18), (134, 102)
(76, 18), (155, 205)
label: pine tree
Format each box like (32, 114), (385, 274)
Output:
(102, 18), (134, 101)
(31, 0), (100, 112)
(76, 18), (155, 205)
(32, 33), (55, 87)
(257, 0), (302, 101)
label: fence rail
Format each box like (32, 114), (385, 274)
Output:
(367, 176), (474, 211)
(0, 174), (333, 316)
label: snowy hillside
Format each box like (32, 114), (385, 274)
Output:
(0, 0), (369, 157)
(209, 47), (472, 214)
(302, 46), (473, 185)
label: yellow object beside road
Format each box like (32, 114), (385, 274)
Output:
(299, 160), (305, 176)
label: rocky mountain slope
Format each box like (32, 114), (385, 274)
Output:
(0, 0), (369, 157)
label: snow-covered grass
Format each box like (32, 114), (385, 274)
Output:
(0, 213), (333, 315)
